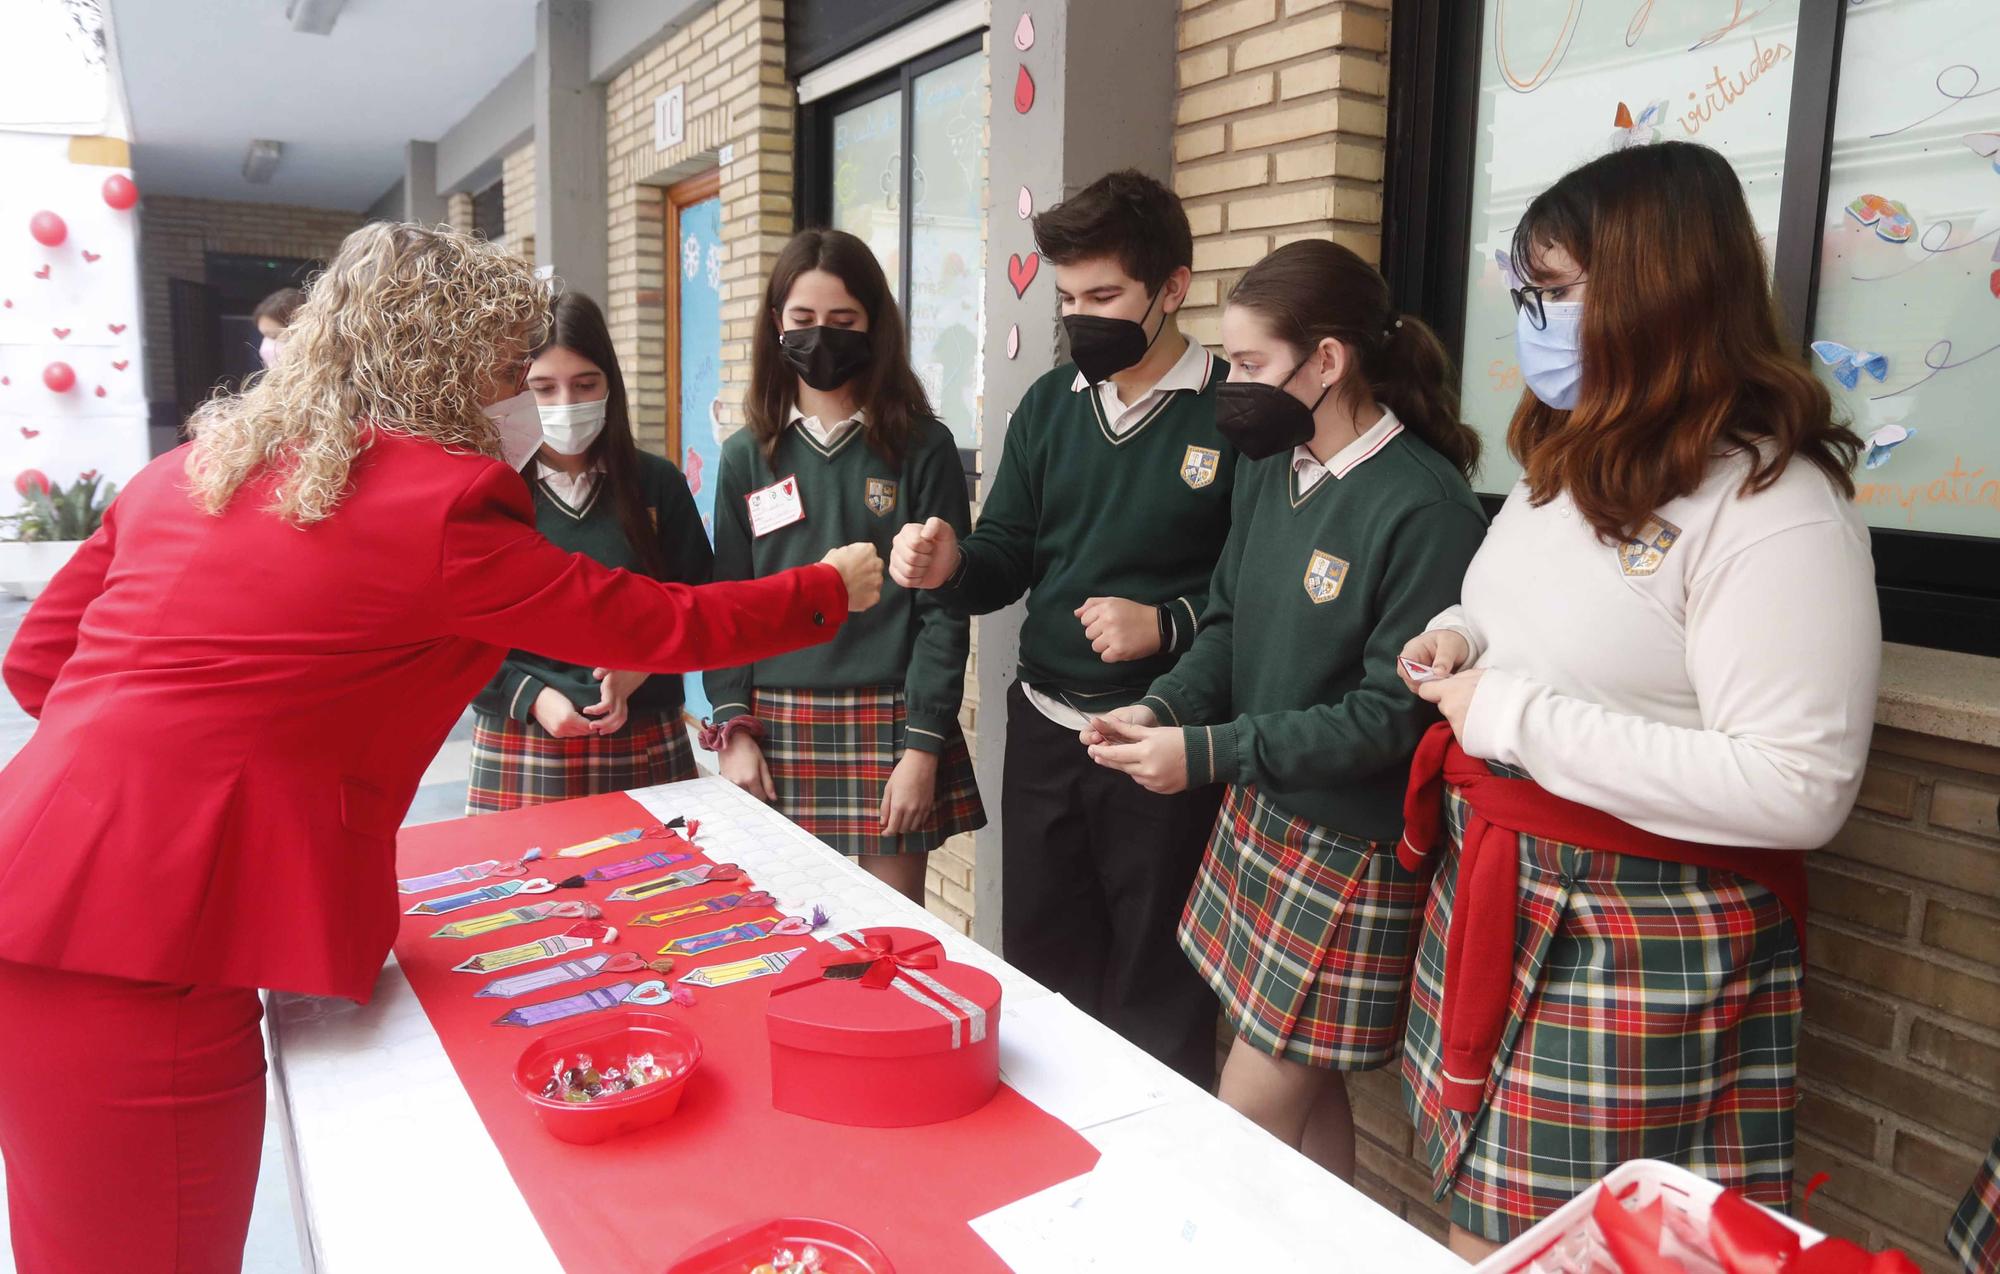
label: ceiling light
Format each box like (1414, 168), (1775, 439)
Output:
(286, 0), (347, 36)
(243, 140), (284, 184)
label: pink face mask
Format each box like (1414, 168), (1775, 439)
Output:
(258, 336), (281, 368)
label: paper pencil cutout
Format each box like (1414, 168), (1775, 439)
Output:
(430, 901), (600, 940)
(675, 946), (806, 989)
(629, 891), (775, 928)
(582, 849), (693, 882)
(605, 863), (743, 903)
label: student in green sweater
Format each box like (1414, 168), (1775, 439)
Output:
(704, 229), (983, 902)
(1084, 240), (1487, 1179)
(467, 292), (713, 812)
(890, 170), (1235, 1086)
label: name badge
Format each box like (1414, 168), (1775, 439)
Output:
(747, 474), (806, 538)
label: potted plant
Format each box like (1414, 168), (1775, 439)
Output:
(0, 468), (119, 600)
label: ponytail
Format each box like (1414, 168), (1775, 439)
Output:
(1371, 315), (1480, 479)
(1228, 239), (1480, 480)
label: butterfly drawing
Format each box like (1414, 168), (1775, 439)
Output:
(1961, 132), (2000, 174)
(1609, 100), (1666, 151)
(1844, 194), (1914, 244)
(1496, 249), (1523, 289)
(1811, 340), (1889, 391)
(1864, 423), (1915, 470)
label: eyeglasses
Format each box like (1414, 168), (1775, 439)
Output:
(1508, 280), (1585, 332)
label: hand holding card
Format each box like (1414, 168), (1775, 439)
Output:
(1397, 628), (1470, 692)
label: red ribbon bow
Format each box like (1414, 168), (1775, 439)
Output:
(820, 932), (939, 990)
(1593, 1180), (1921, 1274)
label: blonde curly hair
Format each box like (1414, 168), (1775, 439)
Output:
(185, 222), (552, 524)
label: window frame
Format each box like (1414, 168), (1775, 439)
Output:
(1384, 0), (2000, 657)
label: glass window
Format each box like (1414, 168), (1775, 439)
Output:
(1455, 1), (1803, 494)
(832, 91), (905, 301)
(1810, 0), (2000, 536)
(907, 52), (986, 449)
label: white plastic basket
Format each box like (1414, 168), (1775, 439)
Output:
(1472, 1160), (1824, 1274)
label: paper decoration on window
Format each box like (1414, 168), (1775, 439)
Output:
(1864, 422), (1916, 469)
(1961, 132), (2000, 173)
(1017, 186), (1033, 219)
(1007, 252), (1039, 298)
(1013, 13), (1034, 51)
(1844, 194), (1914, 244)
(1810, 340), (1889, 390)
(1608, 100), (1665, 151)
(1014, 64), (1035, 115)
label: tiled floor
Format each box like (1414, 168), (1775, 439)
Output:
(0, 594), (478, 1273)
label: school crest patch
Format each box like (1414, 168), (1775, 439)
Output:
(1181, 445), (1220, 490)
(1618, 515), (1681, 577)
(865, 478), (898, 517)
(1303, 550), (1348, 605)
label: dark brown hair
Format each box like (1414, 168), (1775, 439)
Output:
(1227, 238), (1479, 478)
(531, 291), (666, 577)
(253, 287), (306, 326)
(746, 228), (932, 468)
(1509, 141), (1862, 541)
(1031, 168), (1192, 291)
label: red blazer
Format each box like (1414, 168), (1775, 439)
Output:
(0, 434), (847, 1000)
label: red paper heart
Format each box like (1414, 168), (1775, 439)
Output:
(1014, 64), (1035, 114)
(1007, 251), (1039, 297)
(20, 427), (38, 438)
(1990, 268), (2000, 299)
(52, 327), (70, 340)
(2, 377), (12, 386)
(107, 322), (126, 334)
(112, 359), (128, 371)
(2, 298), (10, 308)
(34, 265), (50, 279)
(94, 385), (107, 398)
(81, 250), (101, 263)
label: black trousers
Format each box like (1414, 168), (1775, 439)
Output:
(1000, 681), (1222, 1089)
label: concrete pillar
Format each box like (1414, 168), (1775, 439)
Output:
(970, 0), (1181, 952)
(534, 0), (608, 302)
(403, 141), (448, 225)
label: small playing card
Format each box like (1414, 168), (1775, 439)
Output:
(1399, 656), (1447, 684)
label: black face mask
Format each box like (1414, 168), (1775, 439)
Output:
(1214, 361), (1331, 461)
(779, 325), (872, 391)
(1062, 287), (1164, 385)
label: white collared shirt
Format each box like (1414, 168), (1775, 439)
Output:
(790, 406), (865, 449)
(1291, 409), (1405, 496)
(534, 460), (601, 512)
(1070, 334), (1213, 436)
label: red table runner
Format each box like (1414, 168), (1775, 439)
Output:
(391, 792), (1099, 1273)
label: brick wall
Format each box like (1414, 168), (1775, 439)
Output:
(1171, 0), (1390, 347)
(603, 0), (788, 455)
(1348, 731), (2000, 1269)
(137, 195), (365, 403)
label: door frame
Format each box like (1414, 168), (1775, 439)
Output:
(663, 168), (722, 463)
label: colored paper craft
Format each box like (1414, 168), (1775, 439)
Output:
(430, 901), (601, 940)
(582, 849), (693, 882)
(553, 818), (694, 859)
(452, 931), (610, 975)
(1865, 423), (1916, 470)
(493, 978), (674, 1028)
(1844, 194), (1914, 244)
(405, 879), (555, 916)
(629, 891), (776, 928)
(1811, 340), (1889, 390)
(398, 847), (544, 894)
(605, 862), (743, 903)
(656, 911), (821, 960)
(675, 947), (805, 989)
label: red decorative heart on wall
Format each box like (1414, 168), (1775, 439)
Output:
(3, 299), (11, 308)
(2, 377), (11, 386)
(112, 359), (128, 371)
(51, 327), (70, 340)
(81, 250), (101, 263)
(1007, 252), (1039, 297)
(34, 265), (50, 279)
(1990, 268), (2000, 299)
(94, 386), (106, 398)
(107, 323), (126, 334)
(20, 428), (38, 438)
(1014, 64), (1035, 114)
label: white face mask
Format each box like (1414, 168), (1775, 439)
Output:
(482, 389), (546, 470)
(1515, 300), (1584, 411)
(258, 336), (281, 369)
(537, 399), (607, 456)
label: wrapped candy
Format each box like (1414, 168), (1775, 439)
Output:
(537, 1050), (676, 1104)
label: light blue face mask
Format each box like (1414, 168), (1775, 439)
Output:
(1515, 300), (1584, 410)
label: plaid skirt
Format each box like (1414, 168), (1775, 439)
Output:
(466, 708), (698, 814)
(754, 686), (985, 857)
(1950, 1134), (2000, 1274)
(1178, 784), (1423, 1070)
(1399, 777), (1804, 1241)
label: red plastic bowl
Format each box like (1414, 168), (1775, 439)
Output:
(512, 1009), (700, 1145)
(664, 1218), (893, 1274)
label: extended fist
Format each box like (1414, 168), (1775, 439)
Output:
(822, 543), (885, 611)
(890, 517), (959, 591)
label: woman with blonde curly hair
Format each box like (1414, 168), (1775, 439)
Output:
(0, 221), (883, 1274)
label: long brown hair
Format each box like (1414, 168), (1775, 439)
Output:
(1508, 141), (1862, 541)
(532, 292), (666, 577)
(746, 228), (932, 468)
(1227, 238), (1479, 478)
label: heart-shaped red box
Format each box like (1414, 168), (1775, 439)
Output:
(764, 926), (1001, 1127)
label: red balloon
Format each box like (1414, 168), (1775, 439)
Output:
(42, 362), (76, 393)
(14, 469), (50, 498)
(29, 211), (67, 247)
(102, 173), (139, 210)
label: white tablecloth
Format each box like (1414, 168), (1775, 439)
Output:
(268, 776), (1466, 1272)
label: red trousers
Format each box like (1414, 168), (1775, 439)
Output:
(0, 960), (266, 1273)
